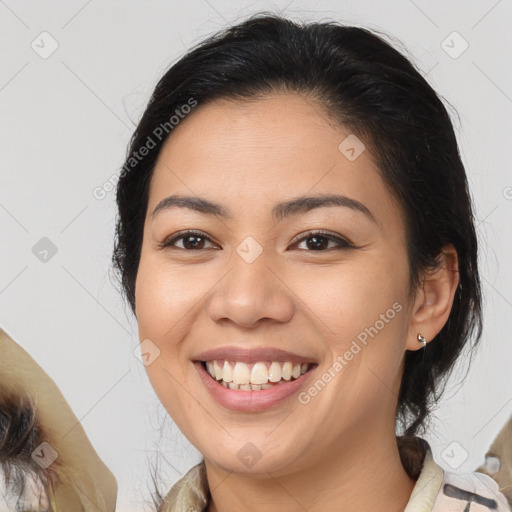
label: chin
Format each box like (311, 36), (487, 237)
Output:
(200, 436), (305, 477)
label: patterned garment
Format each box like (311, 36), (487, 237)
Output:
(158, 439), (511, 512)
(476, 416), (512, 505)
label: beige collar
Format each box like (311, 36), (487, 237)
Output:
(158, 440), (509, 512)
(404, 448), (444, 512)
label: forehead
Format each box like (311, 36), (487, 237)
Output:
(147, 93), (403, 231)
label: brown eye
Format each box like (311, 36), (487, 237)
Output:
(159, 230), (217, 250)
(159, 229), (354, 252)
(291, 230), (354, 251)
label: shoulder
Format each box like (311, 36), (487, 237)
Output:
(432, 467), (510, 511)
(403, 438), (510, 512)
(158, 460), (209, 512)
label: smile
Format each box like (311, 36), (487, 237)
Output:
(194, 359), (318, 412)
(203, 360), (312, 390)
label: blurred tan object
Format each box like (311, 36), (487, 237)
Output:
(0, 326), (117, 511)
(476, 414), (512, 507)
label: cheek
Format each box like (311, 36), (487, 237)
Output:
(135, 253), (205, 341)
(134, 257), (195, 424)
(143, 358), (200, 451)
(298, 257), (409, 398)
(296, 259), (406, 339)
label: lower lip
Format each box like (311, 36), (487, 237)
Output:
(194, 361), (316, 412)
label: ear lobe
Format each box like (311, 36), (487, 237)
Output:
(405, 245), (460, 351)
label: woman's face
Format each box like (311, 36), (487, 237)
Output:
(135, 93), (420, 475)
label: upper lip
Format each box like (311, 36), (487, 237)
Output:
(193, 346), (318, 365)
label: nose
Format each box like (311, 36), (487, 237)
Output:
(206, 251), (294, 329)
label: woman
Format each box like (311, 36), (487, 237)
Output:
(1, 12), (510, 512)
(112, 11), (510, 512)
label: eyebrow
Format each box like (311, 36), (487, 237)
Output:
(151, 193), (376, 223)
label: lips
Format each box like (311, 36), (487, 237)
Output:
(193, 347), (318, 412)
(192, 346), (318, 365)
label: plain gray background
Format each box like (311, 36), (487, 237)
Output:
(1, 1), (511, 510)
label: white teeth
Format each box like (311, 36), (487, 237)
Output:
(268, 361), (282, 382)
(232, 362), (251, 385)
(282, 362), (292, 380)
(204, 360), (312, 389)
(251, 362), (269, 385)
(213, 360), (223, 380)
(222, 360), (233, 382)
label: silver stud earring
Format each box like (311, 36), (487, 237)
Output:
(417, 334), (427, 348)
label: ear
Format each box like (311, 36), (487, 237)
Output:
(405, 244), (460, 351)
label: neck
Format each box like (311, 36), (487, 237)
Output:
(204, 429), (417, 512)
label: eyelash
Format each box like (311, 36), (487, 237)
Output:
(158, 229), (355, 252)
